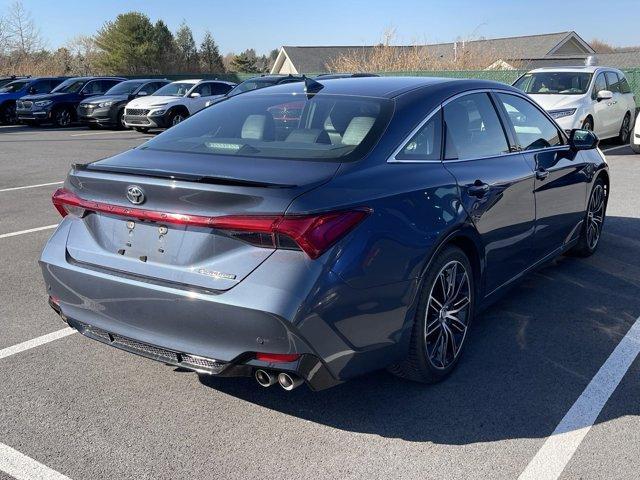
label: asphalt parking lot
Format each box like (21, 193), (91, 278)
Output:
(0, 125), (638, 480)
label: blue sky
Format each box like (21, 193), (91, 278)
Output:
(2, 0), (639, 55)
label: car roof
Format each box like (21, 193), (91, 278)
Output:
(240, 76), (519, 99)
(171, 79), (201, 84)
(121, 78), (170, 83)
(526, 66), (622, 74)
(198, 79), (237, 85)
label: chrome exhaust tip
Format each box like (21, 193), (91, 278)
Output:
(277, 372), (303, 391)
(255, 369), (277, 387)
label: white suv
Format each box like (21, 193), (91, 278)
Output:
(514, 66), (636, 142)
(123, 79), (235, 132)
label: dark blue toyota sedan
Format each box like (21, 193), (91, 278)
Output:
(41, 77), (608, 391)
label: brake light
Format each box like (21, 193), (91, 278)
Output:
(52, 188), (370, 259)
(255, 353), (301, 363)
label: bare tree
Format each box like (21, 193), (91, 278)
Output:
(5, 0), (44, 58)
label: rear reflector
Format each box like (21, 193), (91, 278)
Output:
(255, 353), (301, 363)
(52, 188), (370, 259)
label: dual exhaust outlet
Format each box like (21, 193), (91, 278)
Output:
(255, 369), (303, 391)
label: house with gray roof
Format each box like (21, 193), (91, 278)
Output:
(271, 31), (599, 74)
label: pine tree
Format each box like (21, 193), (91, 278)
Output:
(150, 20), (177, 74)
(175, 21), (198, 72)
(199, 31), (225, 73)
(231, 49), (259, 73)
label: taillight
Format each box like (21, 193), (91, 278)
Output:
(52, 188), (370, 259)
(255, 353), (301, 363)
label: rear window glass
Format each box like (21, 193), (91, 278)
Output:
(141, 93), (393, 162)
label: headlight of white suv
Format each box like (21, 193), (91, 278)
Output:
(34, 100), (53, 107)
(98, 100), (114, 108)
(149, 108), (166, 116)
(549, 108), (577, 120)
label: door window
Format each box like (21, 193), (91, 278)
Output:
(31, 81), (51, 94)
(193, 83), (212, 97)
(592, 73), (607, 100)
(210, 83), (233, 95)
(605, 72), (621, 93)
(444, 93), (509, 160)
(396, 109), (442, 160)
(497, 93), (562, 150)
(619, 75), (632, 94)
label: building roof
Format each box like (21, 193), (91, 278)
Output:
(595, 51), (640, 68)
(272, 31), (594, 74)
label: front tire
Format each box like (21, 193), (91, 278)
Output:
(134, 127), (149, 133)
(53, 107), (73, 128)
(582, 117), (593, 131)
(570, 178), (607, 257)
(389, 246), (474, 383)
(0, 102), (17, 124)
(168, 110), (188, 127)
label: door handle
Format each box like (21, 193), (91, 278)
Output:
(467, 181), (490, 197)
(536, 168), (549, 180)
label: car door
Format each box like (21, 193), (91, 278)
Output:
(442, 92), (536, 295)
(591, 72), (613, 137)
(495, 92), (589, 262)
(605, 71), (626, 134)
(187, 82), (213, 113)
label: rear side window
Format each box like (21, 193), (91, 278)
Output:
(497, 93), (562, 150)
(211, 83), (233, 95)
(619, 75), (632, 94)
(396, 110), (442, 161)
(444, 93), (509, 160)
(31, 81), (51, 94)
(605, 72), (621, 93)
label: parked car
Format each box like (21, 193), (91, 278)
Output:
(632, 110), (640, 153)
(16, 76), (126, 127)
(0, 77), (66, 124)
(42, 77), (608, 391)
(0, 75), (30, 88)
(204, 74), (305, 108)
(123, 79), (235, 132)
(513, 66), (636, 143)
(77, 79), (171, 129)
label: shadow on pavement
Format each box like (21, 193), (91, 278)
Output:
(199, 215), (640, 444)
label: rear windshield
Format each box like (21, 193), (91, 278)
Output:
(514, 72), (592, 95)
(141, 93), (393, 161)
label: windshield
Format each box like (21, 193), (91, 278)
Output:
(51, 79), (85, 93)
(227, 80), (280, 97)
(514, 72), (593, 95)
(0, 80), (30, 93)
(153, 82), (193, 97)
(141, 93), (393, 162)
(105, 81), (144, 95)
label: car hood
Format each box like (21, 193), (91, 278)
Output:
(20, 92), (77, 102)
(82, 94), (129, 105)
(0, 91), (25, 101)
(528, 94), (584, 111)
(126, 95), (182, 109)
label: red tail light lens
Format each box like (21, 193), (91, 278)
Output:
(255, 353), (301, 363)
(52, 188), (370, 259)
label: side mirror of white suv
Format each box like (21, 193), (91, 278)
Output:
(596, 90), (613, 102)
(189, 92), (201, 98)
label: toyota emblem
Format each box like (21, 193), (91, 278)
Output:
(126, 185), (145, 205)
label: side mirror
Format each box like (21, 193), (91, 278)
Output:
(596, 90), (613, 102)
(189, 92), (201, 98)
(137, 91), (148, 97)
(569, 129), (599, 151)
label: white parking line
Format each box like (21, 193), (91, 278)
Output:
(0, 442), (72, 480)
(601, 144), (630, 153)
(0, 328), (76, 361)
(519, 315), (640, 480)
(69, 131), (141, 137)
(0, 181), (62, 193)
(0, 225), (58, 239)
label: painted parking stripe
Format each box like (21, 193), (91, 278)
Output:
(0, 225), (58, 239)
(0, 181), (62, 193)
(519, 315), (640, 480)
(0, 442), (72, 480)
(69, 131), (143, 137)
(0, 328), (75, 361)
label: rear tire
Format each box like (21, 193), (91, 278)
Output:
(618, 113), (631, 144)
(388, 246), (475, 383)
(569, 178), (607, 257)
(117, 110), (126, 130)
